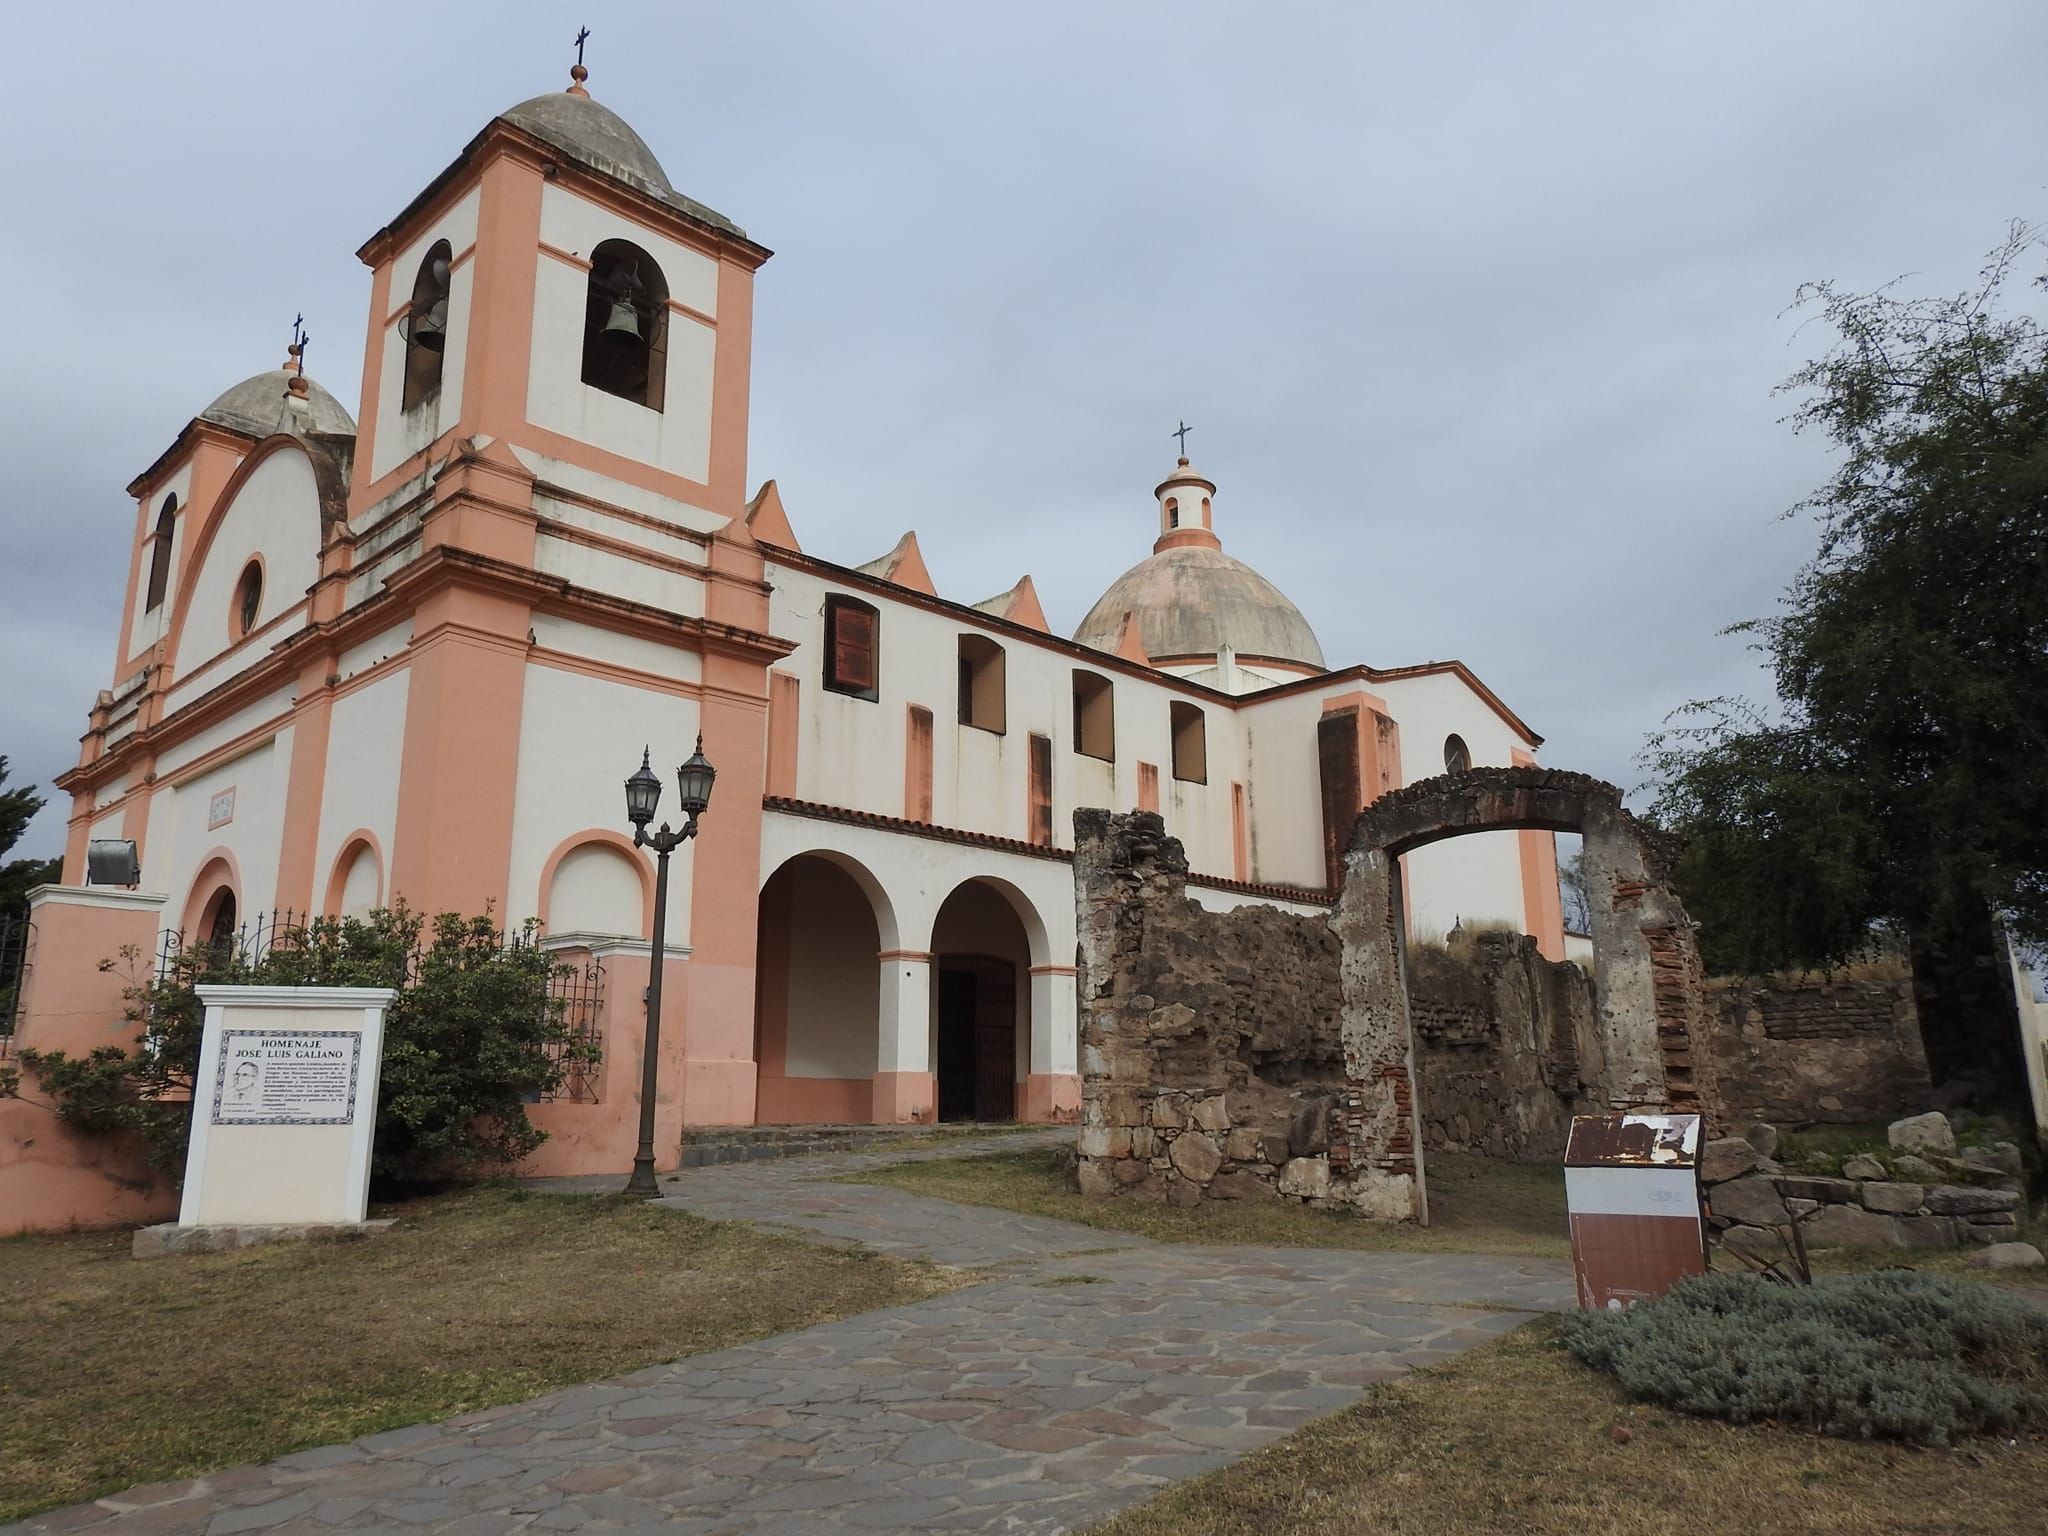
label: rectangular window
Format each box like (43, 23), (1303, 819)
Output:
(1071, 670), (1114, 760)
(823, 595), (879, 700)
(1170, 701), (1207, 784)
(957, 634), (1006, 733)
(1028, 733), (1053, 847)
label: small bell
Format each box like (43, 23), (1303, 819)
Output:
(600, 295), (643, 345)
(410, 297), (448, 352)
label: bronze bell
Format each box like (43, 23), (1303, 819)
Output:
(601, 296), (643, 345)
(412, 297), (448, 352)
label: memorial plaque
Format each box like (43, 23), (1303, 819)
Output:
(211, 1029), (363, 1126)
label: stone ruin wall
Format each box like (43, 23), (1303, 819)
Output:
(1074, 811), (1351, 1208)
(1703, 975), (1932, 1127)
(1408, 933), (1598, 1161)
(1073, 809), (1606, 1211)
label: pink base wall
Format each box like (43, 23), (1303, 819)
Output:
(872, 1070), (938, 1124)
(757, 1074), (872, 1124)
(0, 1099), (176, 1234)
(1023, 1072), (1082, 1124)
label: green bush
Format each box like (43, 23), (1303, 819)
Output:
(15, 905), (596, 1187)
(1561, 1270), (2048, 1445)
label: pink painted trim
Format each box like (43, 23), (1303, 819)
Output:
(181, 847), (244, 938)
(534, 828), (657, 936)
(322, 829), (386, 918)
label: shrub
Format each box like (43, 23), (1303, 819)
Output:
(1561, 1270), (2048, 1445)
(15, 905), (595, 1187)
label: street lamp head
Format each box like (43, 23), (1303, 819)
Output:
(624, 746), (662, 829)
(677, 734), (717, 820)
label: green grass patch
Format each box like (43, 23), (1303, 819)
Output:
(1092, 1321), (2048, 1536)
(845, 1147), (1571, 1258)
(0, 1186), (961, 1521)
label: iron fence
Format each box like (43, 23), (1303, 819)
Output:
(146, 910), (605, 1100)
(0, 913), (29, 1053)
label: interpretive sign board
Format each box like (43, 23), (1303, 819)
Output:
(179, 986), (396, 1228)
(1563, 1111), (1705, 1311)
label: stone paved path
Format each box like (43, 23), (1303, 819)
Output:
(11, 1131), (1571, 1536)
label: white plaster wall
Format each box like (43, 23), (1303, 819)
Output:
(512, 449), (726, 536)
(369, 188), (479, 482)
(337, 622), (413, 684)
(529, 614), (702, 683)
(337, 843), (380, 917)
(1371, 670), (1538, 939)
(781, 860), (882, 1080)
(162, 733), (290, 925)
(534, 492), (710, 566)
(525, 185), (719, 487)
(168, 450), (322, 701)
(547, 843), (643, 937)
(534, 531), (707, 616)
(506, 664), (697, 947)
(126, 465), (194, 654)
(765, 562), (1246, 880)
(1238, 684), (1343, 889)
(314, 669), (409, 907)
(153, 690), (297, 782)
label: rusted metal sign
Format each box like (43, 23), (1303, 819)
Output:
(1564, 1112), (1705, 1310)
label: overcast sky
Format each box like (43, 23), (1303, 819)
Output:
(3, 3), (2044, 860)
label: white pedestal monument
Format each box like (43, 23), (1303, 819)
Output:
(134, 985), (397, 1257)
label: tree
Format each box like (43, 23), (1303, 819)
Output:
(0, 755), (61, 922)
(1647, 223), (2048, 1105)
(1558, 845), (1593, 936)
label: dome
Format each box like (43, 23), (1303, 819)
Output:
(497, 89), (746, 239)
(1073, 544), (1326, 671)
(199, 369), (356, 439)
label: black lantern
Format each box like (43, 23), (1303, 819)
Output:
(618, 734), (717, 1198)
(624, 747), (662, 829)
(677, 734), (716, 820)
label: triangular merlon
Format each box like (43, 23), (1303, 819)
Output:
(854, 531), (937, 596)
(743, 479), (799, 550)
(969, 574), (1049, 633)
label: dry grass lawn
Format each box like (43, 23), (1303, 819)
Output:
(849, 1147), (1572, 1258)
(0, 1186), (960, 1522)
(1092, 1321), (2048, 1536)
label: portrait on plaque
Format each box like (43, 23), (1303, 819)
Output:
(211, 1030), (363, 1126)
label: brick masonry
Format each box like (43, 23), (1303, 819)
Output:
(1703, 976), (1932, 1125)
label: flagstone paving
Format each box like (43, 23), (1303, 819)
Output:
(11, 1131), (1572, 1536)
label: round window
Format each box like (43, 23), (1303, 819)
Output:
(1444, 734), (1472, 774)
(234, 561), (263, 637)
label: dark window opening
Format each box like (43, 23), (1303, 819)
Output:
(1165, 496), (1180, 529)
(1072, 669), (1114, 760)
(234, 562), (263, 638)
(144, 495), (177, 612)
(1171, 700), (1207, 783)
(1444, 734), (1472, 774)
(581, 238), (669, 410)
(823, 594), (879, 700)
(957, 634), (1006, 733)
(400, 239), (453, 412)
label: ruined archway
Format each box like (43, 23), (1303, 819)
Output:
(1071, 769), (1713, 1225)
(1334, 766), (1713, 1221)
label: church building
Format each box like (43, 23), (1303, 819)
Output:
(27, 64), (1564, 1188)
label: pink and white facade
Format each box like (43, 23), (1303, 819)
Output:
(6, 69), (1563, 1227)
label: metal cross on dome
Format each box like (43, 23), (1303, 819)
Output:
(574, 26), (590, 66)
(289, 314), (309, 373)
(1172, 420), (1192, 455)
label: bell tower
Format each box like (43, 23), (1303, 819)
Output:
(347, 58), (773, 531)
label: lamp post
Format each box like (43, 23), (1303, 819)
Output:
(621, 735), (717, 1196)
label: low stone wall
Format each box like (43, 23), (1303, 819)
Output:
(1704, 977), (1930, 1126)
(1700, 1135), (2021, 1254)
(1409, 933), (1596, 1162)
